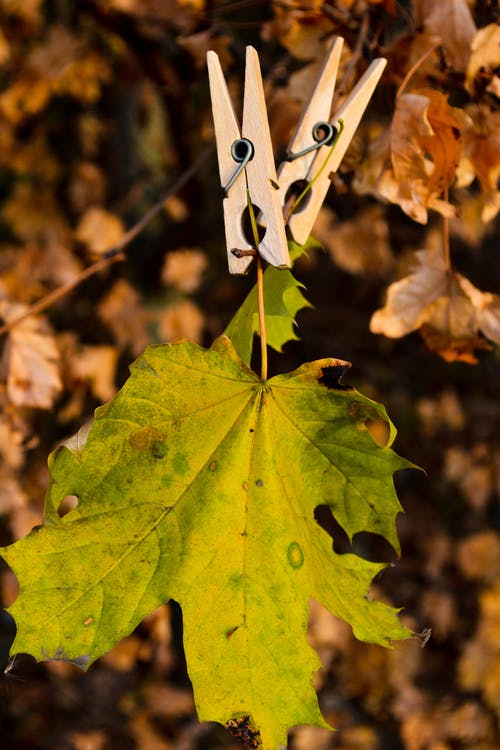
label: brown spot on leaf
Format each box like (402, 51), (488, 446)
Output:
(128, 428), (167, 459)
(319, 364), (352, 390)
(84, 617), (94, 626)
(225, 715), (261, 749)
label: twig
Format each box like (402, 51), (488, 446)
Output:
(0, 145), (213, 338)
(397, 42), (441, 99)
(246, 191), (267, 381)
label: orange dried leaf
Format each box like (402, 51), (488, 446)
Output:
(458, 106), (500, 222)
(71, 345), (118, 403)
(370, 244), (449, 337)
(98, 279), (150, 355)
(76, 206), (125, 255)
(379, 92), (462, 223)
(0, 301), (62, 409)
(417, 88), (464, 193)
(466, 24), (500, 95)
(161, 248), (207, 293)
(313, 205), (393, 277)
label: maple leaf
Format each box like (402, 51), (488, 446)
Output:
(370, 243), (500, 363)
(224, 241), (313, 365)
(0, 300), (62, 409)
(1, 336), (412, 749)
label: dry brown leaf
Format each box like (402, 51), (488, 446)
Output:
(1, 0), (44, 27)
(71, 345), (118, 403)
(98, 279), (150, 356)
(158, 299), (204, 342)
(418, 88), (464, 194)
(459, 582), (500, 721)
(378, 91), (466, 223)
(76, 206), (125, 255)
(457, 532), (500, 582)
(444, 444), (498, 510)
(262, 4), (332, 60)
(370, 243), (500, 362)
(2, 183), (71, 243)
(0, 467), (28, 517)
(420, 589), (456, 640)
(0, 300), (62, 409)
(0, 73), (51, 124)
(412, 0), (476, 71)
(416, 390), (465, 434)
(466, 24), (500, 96)
(313, 205), (393, 277)
(370, 243), (449, 337)
(161, 248), (207, 293)
(457, 106), (500, 222)
(28, 25), (111, 103)
(129, 713), (171, 750)
(0, 242), (82, 304)
(68, 161), (106, 212)
(69, 731), (107, 750)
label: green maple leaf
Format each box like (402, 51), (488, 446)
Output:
(225, 240), (314, 365)
(1, 336), (412, 749)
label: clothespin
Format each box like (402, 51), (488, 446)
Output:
(276, 37), (387, 246)
(207, 46), (290, 275)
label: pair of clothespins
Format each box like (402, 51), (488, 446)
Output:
(207, 39), (386, 275)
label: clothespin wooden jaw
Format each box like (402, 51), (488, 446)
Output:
(207, 46), (291, 275)
(207, 40), (387, 273)
(277, 38), (387, 246)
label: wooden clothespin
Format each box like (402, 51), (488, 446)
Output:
(207, 46), (290, 275)
(277, 38), (387, 246)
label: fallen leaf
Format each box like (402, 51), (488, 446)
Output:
(161, 248), (207, 293)
(71, 345), (119, 403)
(262, 4), (332, 60)
(378, 91), (466, 223)
(76, 206), (125, 256)
(457, 105), (500, 222)
(0, 300), (62, 409)
(457, 532), (500, 582)
(466, 24), (500, 96)
(158, 299), (204, 343)
(98, 279), (150, 356)
(370, 242), (500, 362)
(412, 0), (476, 71)
(313, 205), (393, 277)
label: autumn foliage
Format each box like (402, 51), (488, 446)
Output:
(1, 1), (500, 749)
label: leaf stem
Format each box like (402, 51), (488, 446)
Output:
(246, 190), (268, 381)
(256, 255), (268, 381)
(443, 189), (451, 271)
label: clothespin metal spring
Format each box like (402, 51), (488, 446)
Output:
(285, 121), (338, 162)
(223, 138), (255, 197)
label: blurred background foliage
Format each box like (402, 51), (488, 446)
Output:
(1, 1), (500, 748)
